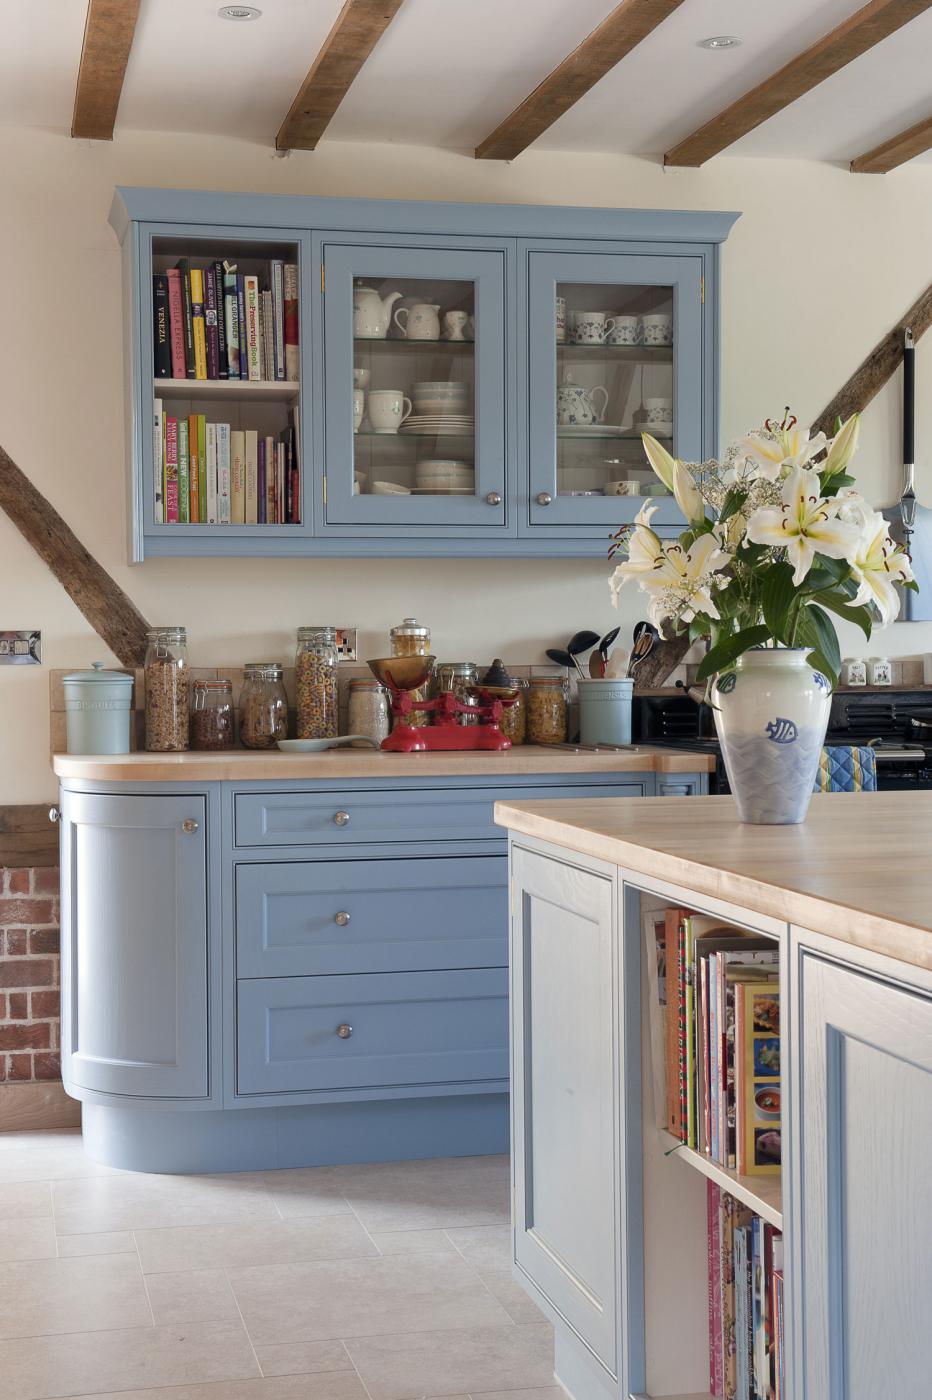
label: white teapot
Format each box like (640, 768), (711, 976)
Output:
(556, 370), (608, 426)
(353, 286), (403, 339)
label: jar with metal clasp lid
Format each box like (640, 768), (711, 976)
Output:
(240, 662), (289, 749)
(479, 658), (526, 745)
(527, 674), (569, 744)
(390, 617), (431, 727)
(190, 678), (235, 751)
(435, 661), (481, 726)
(295, 626), (339, 739)
(347, 678), (390, 748)
(144, 626), (189, 752)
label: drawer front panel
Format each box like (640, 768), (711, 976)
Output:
(234, 782), (647, 849)
(236, 969), (508, 1095)
(236, 856), (506, 978)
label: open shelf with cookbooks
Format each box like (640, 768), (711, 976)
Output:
(636, 896), (785, 1400)
(149, 236), (303, 529)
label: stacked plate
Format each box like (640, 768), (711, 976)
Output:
(414, 458), (475, 495)
(411, 381), (472, 415)
(401, 414), (475, 437)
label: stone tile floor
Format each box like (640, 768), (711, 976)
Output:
(0, 1130), (556, 1400)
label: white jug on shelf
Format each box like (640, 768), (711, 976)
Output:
(394, 302), (441, 341)
(353, 286), (403, 339)
(556, 370), (608, 426)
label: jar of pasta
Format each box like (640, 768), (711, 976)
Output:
(240, 663), (288, 749)
(390, 617), (431, 728)
(144, 627), (189, 752)
(347, 678), (390, 748)
(296, 626), (339, 739)
(435, 661), (481, 726)
(479, 659), (526, 745)
(527, 675), (568, 745)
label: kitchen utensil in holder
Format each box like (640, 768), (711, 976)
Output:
(367, 656), (516, 752)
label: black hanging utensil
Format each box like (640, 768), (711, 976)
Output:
(599, 626), (620, 663)
(882, 327), (932, 620)
(546, 647), (579, 674)
(567, 630), (601, 658)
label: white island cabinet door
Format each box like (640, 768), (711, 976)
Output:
(511, 844), (618, 1377)
(60, 790), (209, 1099)
(794, 940), (932, 1400)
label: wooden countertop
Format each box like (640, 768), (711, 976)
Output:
(495, 791), (932, 971)
(52, 744), (716, 783)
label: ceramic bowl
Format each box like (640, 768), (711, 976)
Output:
(603, 480), (641, 496)
(412, 381), (470, 394)
(372, 481), (411, 495)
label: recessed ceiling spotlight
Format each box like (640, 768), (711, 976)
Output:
(697, 35), (742, 50)
(218, 5), (262, 19)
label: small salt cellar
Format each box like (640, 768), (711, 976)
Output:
(843, 658), (867, 688)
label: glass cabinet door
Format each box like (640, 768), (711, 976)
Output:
(526, 251), (705, 533)
(321, 243), (507, 532)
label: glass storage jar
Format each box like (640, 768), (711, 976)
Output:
(347, 678), (390, 748)
(479, 660), (527, 746)
(296, 626), (339, 739)
(144, 626), (189, 752)
(390, 617), (431, 728)
(190, 678), (235, 751)
(435, 661), (481, 726)
(527, 675), (569, 744)
(240, 662), (288, 749)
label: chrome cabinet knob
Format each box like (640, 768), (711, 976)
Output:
(485, 492), (502, 506)
(333, 811), (350, 827)
(334, 911), (351, 927)
(536, 492), (553, 507)
(336, 1023), (353, 1039)
(182, 819), (199, 834)
(48, 807), (60, 824)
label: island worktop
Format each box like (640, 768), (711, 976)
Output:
(52, 743), (715, 783)
(496, 789), (932, 971)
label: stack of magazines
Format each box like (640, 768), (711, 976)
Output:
(708, 1185), (784, 1400)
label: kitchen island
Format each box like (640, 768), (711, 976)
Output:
(495, 791), (932, 1400)
(52, 745), (710, 1174)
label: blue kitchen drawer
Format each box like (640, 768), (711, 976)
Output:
(236, 856), (506, 979)
(233, 781), (647, 849)
(236, 969), (509, 1096)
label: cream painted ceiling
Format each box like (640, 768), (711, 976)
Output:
(3, 0), (932, 165)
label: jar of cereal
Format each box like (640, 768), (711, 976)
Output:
(240, 663), (288, 749)
(190, 678), (235, 751)
(527, 675), (568, 745)
(296, 626), (339, 739)
(144, 627), (189, 752)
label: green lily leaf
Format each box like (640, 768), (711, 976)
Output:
(718, 488), (749, 523)
(795, 603), (841, 680)
(695, 625), (772, 683)
(761, 562), (796, 642)
(812, 591), (873, 639)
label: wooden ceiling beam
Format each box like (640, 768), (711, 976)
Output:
(276, 0), (404, 151)
(851, 112), (932, 171)
(71, 0), (141, 140)
(665, 0), (932, 168)
(475, 0), (687, 161)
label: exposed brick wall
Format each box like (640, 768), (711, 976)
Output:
(0, 866), (61, 1082)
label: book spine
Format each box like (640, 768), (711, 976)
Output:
(213, 260), (228, 378)
(152, 275), (171, 377)
(664, 908), (682, 1139)
(197, 415), (207, 525)
(204, 266), (220, 380)
(205, 423), (218, 525)
(734, 991), (746, 1175)
(190, 268), (207, 381)
(217, 423), (231, 524)
(244, 276), (262, 381)
(710, 954), (720, 1163)
(721, 1193), (737, 1400)
(283, 262), (299, 381)
(684, 917), (696, 1149)
(164, 416), (179, 524)
(175, 259), (196, 378)
(245, 429), (258, 525)
(166, 269), (186, 379)
(236, 275), (248, 380)
(187, 413), (199, 523)
(230, 429), (246, 524)
(153, 398), (164, 523)
(708, 1182), (723, 1397)
(751, 1218), (764, 1400)
(271, 260), (285, 381)
(699, 956), (710, 1154)
(223, 264), (240, 379)
(278, 441), (285, 524)
(733, 1225), (748, 1400)
(257, 437), (266, 525)
(261, 290), (274, 382)
(177, 418), (189, 524)
(289, 421), (300, 523)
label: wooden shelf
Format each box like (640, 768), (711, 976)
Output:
(661, 1132), (782, 1229)
(154, 378), (300, 402)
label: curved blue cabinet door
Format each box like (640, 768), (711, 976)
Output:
(60, 790), (209, 1099)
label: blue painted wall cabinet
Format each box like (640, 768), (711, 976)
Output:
(111, 188), (738, 559)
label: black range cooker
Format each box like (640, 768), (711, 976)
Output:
(634, 689), (932, 792)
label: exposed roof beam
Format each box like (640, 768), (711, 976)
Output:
(475, 0), (686, 161)
(276, 0), (404, 151)
(851, 112), (932, 171)
(71, 0), (141, 140)
(665, 0), (932, 168)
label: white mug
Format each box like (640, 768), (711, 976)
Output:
(556, 296), (566, 343)
(368, 389), (413, 433)
(645, 396), (672, 423)
(572, 311), (616, 345)
(607, 314), (641, 346)
(353, 389), (365, 433)
(393, 303), (441, 341)
(353, 367), (370, 390)
(641, 313), (673, 346)
(442, 310), (469, 341)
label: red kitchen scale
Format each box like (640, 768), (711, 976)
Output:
(367, 656), (516, 752)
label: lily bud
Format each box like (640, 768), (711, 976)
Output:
(642, 432), (675, 490)
(822, 413), (860, 478)
(672, 460), (704, 524)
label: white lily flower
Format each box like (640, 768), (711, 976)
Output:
(672, 460), (704, 523)
(636, 531), (732, 623)
(848, 509), (914, 625)
(745, 465), (861, 585)
(608, 503), (665, 606)
(642, 433), (675, 490)
(821, 413), (860, 478)
(738, 424), (827, 482)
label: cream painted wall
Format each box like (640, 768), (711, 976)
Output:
(2, 125), (932, 802)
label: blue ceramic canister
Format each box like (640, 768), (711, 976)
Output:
(577, 676), (634, 746)
(62, 662), (133, 754)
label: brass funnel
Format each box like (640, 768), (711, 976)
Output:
(367, 655), (436, 692)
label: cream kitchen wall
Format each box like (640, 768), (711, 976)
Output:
(1, 123), (931, 802)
